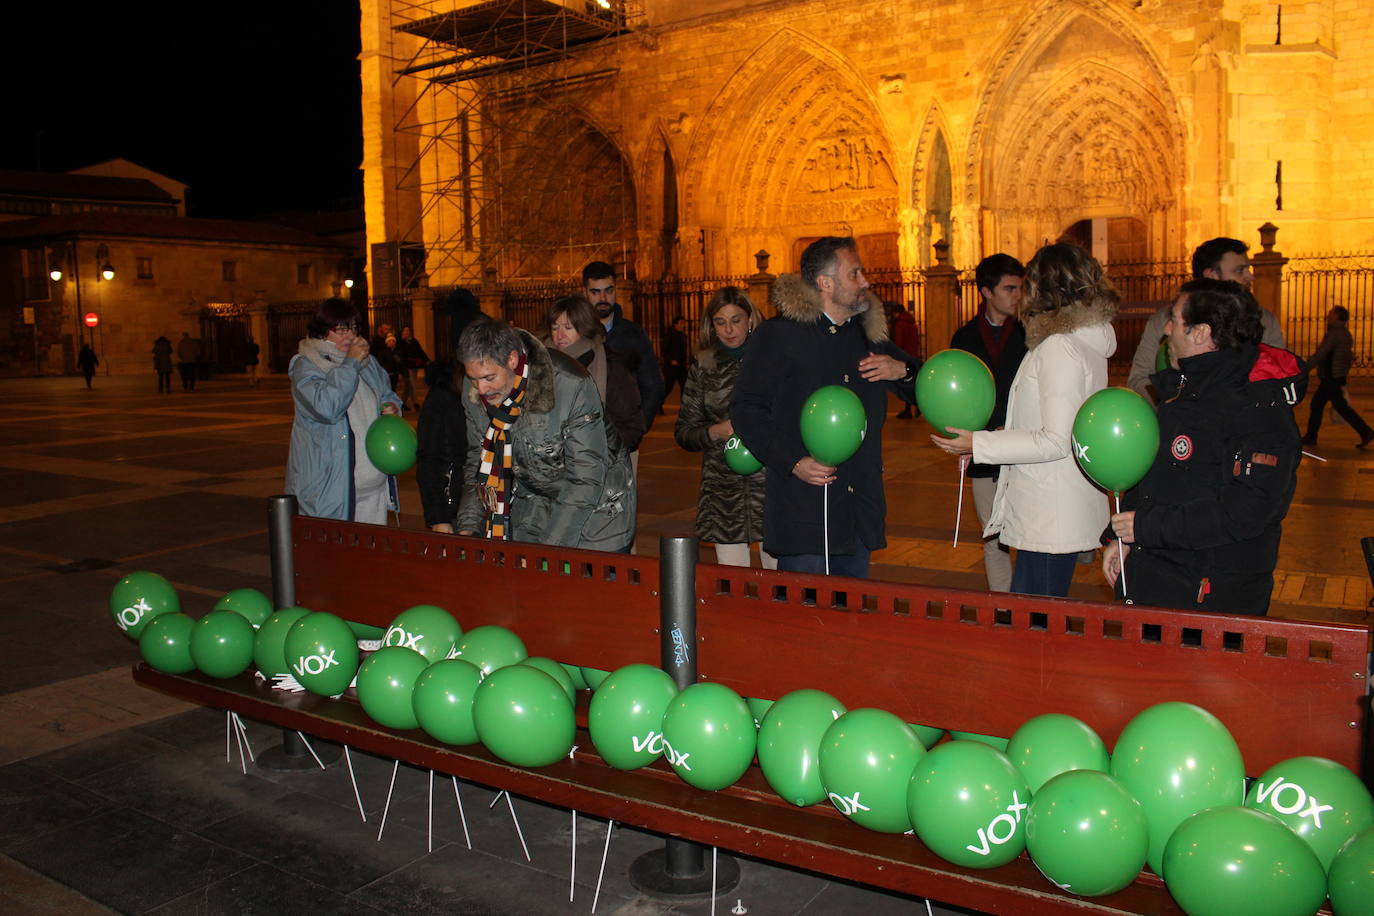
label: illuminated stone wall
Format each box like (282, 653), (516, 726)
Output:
(362, 0), (1374, 283)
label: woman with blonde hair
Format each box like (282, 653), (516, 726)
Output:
(932, 243), (1117, 597)
(675, 286), (775, 568)
(542, 295), (645, 454)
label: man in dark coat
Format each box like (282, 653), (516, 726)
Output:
(1104, 279), (1305, 616)
(731, 237), (919, 577)
(583, 261), (664, 434)
(950, 253), (1027, 591)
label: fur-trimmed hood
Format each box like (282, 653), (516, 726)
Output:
(1023, 299), (1117, 351)
(465, 327), (575, 414)
(769, 273), (889, 343)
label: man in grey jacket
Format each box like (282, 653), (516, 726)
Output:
(1127, 238), (1285, 403)
(455, 317), (635, 551)
(1302, 305), (1373, 447)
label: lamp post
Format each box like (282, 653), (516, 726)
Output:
(49, 240), (114, 369)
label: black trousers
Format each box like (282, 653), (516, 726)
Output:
(1306, 377), (1372, 439)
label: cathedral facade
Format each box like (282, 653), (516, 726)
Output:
(360, 0), (1374, 287)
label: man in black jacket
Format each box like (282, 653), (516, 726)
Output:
(731, 237), (919, 577)
(950, 254), (1026, 592)
(583, 262), (664, 440)
(1104, 279), (1305, 616)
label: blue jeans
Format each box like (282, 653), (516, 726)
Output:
(1010, 550), (1079, 598)
(777, 546), (871, 579)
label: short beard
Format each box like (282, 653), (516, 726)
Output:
(596, 303), (613, 318)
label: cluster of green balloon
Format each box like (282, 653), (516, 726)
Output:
(138, 585), (280, 677)
(212, 588), (273, 628)
(282, 612), (361, 696)
(110, 571), (180, 639)
(915, 349), (996, 438)
(254, 607), (312, 677)
(1242, 756), (1374, 871)
(1110, 701), (1246, 875)
(909, 741), (1030, 867)
(660, 682), (757, 790)
(1071, 387), (1160, 495)
(365, 414), (417, 475)
(588, 664), (678, 770)
(722, 435), (763, 475)
(757, 689), (846, 806)
(799, 385), (866, 466)
(382, 604), (463, 663)
(1163, 806), (1326, 916)
(1329, 826), (1374, 916)
(821, 708), (924, 833)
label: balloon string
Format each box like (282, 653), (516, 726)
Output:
(953, 458), (967, 548)
(823, 482), (830, 576)
(1115, 492), (1128, 598)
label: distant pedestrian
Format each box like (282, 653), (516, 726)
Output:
(399, 326), (428, 409)
(153, 336), (174, 393)
(1303, 306), (1373, 448)
(77, 344), (98, 388)
(663, 315), (690, 409)
(245, 336), (260, 387)
(891, 303), (921, 418)
(176, 332), (199, 391)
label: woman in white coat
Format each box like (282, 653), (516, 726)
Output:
(933, 243), (1117, 597)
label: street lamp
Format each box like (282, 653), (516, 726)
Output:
(97, 244), (115, 281)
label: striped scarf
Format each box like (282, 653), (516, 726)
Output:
(476, 353), (530, 539)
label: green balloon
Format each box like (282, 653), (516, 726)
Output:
(472, 665), (575, 767)
(758, 689), (847, 807)
(948, 730), (1009, 751)
(660, 682), (757, 791)
(1071, 387), (1160, 494)
(909, 724), (945, 749)
(588, 664), (678, 770)
(412, 658), (483, 745)
(1110, 701), (1246, 875)
(252, 606), (311, 677)
(820, 708), (925, 833)
(580, 667), (611, 691)
(1163, 806), (1326, 916)
(562, 663), (588, 690)
(1154, 337), (1170, 372)
(138, 613), (196, 674)
(212, 588), (273, 628)
(915, 348), (996, 438)
(346, 620), (386, 640)
(1328, 825), (1374, 916)
(189, 610), (256, 679)
(110, 571), (180, 640)
(1006, 713), (1110, 793)
(383, 604), (463, 663)
(520, 657), (577, 704)
(1025, 770), (1148, 896)
(364, 414), (417, 475)
(283, 612), (360, 697)
(356, 646), (429, 730)
(452, 625), (527, 675)
(1244, 756), (1374, 872)
(723, 436), (763, 475)
(908, 740), (1030, 867)
(799, 385), (866, 466)
(745, 697), (773, 728)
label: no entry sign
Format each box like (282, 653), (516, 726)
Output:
(84, 312), (100, 328)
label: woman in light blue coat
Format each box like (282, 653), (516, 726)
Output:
(286, 298), (403, 523)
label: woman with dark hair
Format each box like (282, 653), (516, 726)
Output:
(542, 295), (645, 453)
(416, 358), (467, 533)
(286, 298), (403, 523)
(932, 243), (1117, 597)
(674, 286), (775, 568)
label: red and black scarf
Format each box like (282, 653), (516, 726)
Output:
(476, 353), (529, 539)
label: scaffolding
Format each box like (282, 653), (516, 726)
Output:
(387, 0), (644, 289)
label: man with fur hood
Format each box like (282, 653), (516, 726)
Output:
(731, 237), (919, 577)
(1104, 279), (1306, 616)
(454, 316), (635, 552)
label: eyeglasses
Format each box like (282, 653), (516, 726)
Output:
(330, 323), (358, 333)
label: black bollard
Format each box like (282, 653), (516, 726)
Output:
(629, 536), (740, 898)
(258, 495), (340, 771)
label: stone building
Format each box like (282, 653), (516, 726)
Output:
(360, 0), (1374, 290)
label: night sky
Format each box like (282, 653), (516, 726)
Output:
(4, 4), (364, 219)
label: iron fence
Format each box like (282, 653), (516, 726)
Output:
(1284, 255), (1374, 373)
(1103, 260), (1190, 372)
(266, 297), (412, 373)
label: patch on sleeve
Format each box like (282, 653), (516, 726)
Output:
(1170, 435), (1193, 461)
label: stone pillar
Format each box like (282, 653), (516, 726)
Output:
(1251, 222), (1288, 329)
(922, 240), (960, 355)
(747, 250), (776, 318)
(248, 293), (272, 375)
(410, 282), (436, 363)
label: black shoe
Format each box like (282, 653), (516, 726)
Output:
(1301, 435), (1317, 446)
(895, 409), (913, 419)
(1359, 432), (1374, 449)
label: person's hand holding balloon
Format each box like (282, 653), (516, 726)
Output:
(930, 427), (974, 455)
(857, 352), (907, 382)
(793, 456), (837, 486)
(1110, 510), (1136, 543)
(1102, 540), (1131, 587)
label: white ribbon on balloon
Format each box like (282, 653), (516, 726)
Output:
(953, 455), (969, 547)
(1115, 491), (1128, 598)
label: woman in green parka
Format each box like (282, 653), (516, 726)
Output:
(674, 286), (775, 568)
